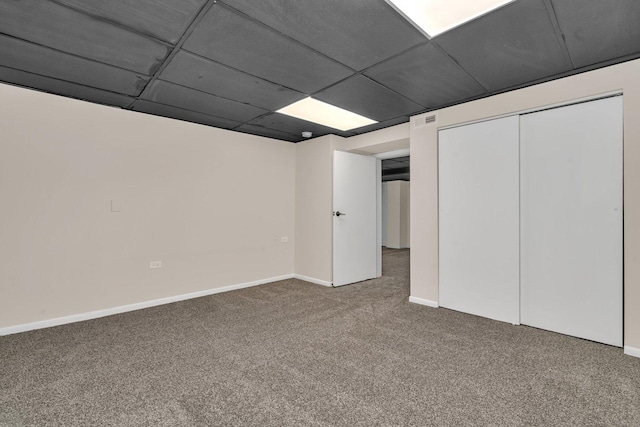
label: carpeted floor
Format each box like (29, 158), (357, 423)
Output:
(1, 248), (639, 426)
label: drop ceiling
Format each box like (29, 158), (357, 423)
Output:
(382, 156), (410, 182)
(0, 0), (639, 143)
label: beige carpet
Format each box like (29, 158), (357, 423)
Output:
(1, 248), (639, 426)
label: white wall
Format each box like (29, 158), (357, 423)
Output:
(294, 135), (347, 284)
(381, 182), (388, 247)
(9, 57), (639, 351)
(293, 130), (409, 283)
(410, 58), (640, 350)
(0, 84), (296, 329)
(385, 181), (410, 249)
(295, 135), (332, 283)
(346, 124), (409, 154)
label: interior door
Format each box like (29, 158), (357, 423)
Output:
(439, 116), (520, 324)
(520, 96), (623, 347)
(333, 151), (378, 287)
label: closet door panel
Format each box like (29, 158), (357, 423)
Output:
(439, 116), (520, 324)
(520, 97), (623, 347)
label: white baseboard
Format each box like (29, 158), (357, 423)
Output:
(409, 296), (439, 308)
(624, 346), (640, 358)
(293, 274), (333, 287)
(0, 274), (295, 336)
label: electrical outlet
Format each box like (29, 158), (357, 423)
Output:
(111, 199), (121, 212)
(149, 260), (162, 269)
(280, 236), (289, 243)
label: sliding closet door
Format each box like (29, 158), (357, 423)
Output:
(520, 97), (623, 347)
(439, 116), (520, 324)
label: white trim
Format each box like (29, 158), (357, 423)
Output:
(376, 158), (383, 278)
(373, 148), (410, 159)
(0, 274), (295, 336)
(294, 274), (333, 287)
(409, 296), (439, 308)
(624, 346), (640, 358)
(437, 90), (623, 132)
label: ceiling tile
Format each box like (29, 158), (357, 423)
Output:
(182, 3), (353, 94)
(220, 0), (426, 71)
(313, 75), (424, 122)
(382, 156), (410, 170)
(0, 35), (148, 96)
(245, 113), (355, 139)
(382, 162), (398, 170)
(552, 0), (640, 68)
(383, 174), (410, 182)
(0, 0), (170, 75)
(435, 0), (572, 92)
(235, 124), (302, 143)
(365, 43), (486, 108)
(132, 100), (241, 130)
(0, 66), (135, 108)
(160, 51), (306, 110)
(56, 0), (207, 44)
(142, 80), (268, 123)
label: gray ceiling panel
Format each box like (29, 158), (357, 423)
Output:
(220, 0), (426, 71)
(435, 0), (572, 92)
(182, 3), (353, 94)
(365, 43), (486, 108)
(0, 0), (170, 75)
(383, 173), (410, 182)
(382, 157), (410, 170)
(55, 0), (207, 44)
(313, 75), (424, 122)
(246, 113), (355, 139)
(132, 100), (241, 130)
(142, 80), (268, 123)
(235, 124), (302, 143)
(552, 0), (640, 69)
(0, 35), (148, 96)
(160, 51), (306, 110)
(1, 0), (638, 142)
(0, 66), (135, 108)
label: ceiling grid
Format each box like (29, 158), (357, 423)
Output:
(0, 0), (638, 142)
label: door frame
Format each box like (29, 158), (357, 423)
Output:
(435, 93), (624, 345)
(374, 148), (411, 277)
(332, 150), (379, 286)
(331, 147), (410, 285)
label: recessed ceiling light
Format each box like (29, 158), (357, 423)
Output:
(386, 0), (514, 37)
(276, 97), (377, 132)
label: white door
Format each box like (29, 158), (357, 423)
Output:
(439, 116), (520, 324)
(333, 151), (378, 287)
(520, 96), (623, 347)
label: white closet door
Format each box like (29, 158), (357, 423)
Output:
(439, 116), (520, 324)
(520, 97), (623, 347)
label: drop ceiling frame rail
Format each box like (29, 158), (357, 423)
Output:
(47, 0), (175, 48)
(133, 1), (216, 107)
(1, 0), (639, 142)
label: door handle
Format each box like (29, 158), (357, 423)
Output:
(334, 211), (346, 217)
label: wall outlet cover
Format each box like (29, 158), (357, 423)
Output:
(149, 261), (162, 269)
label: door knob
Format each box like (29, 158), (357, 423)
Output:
(334, 211), (346, 217)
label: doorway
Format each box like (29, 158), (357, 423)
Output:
(332, 148), (411, 286)
(379, 151), (410, 278)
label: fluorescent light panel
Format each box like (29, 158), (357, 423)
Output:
(387, 0), (514, 37)
(276, 97), (377, 132)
